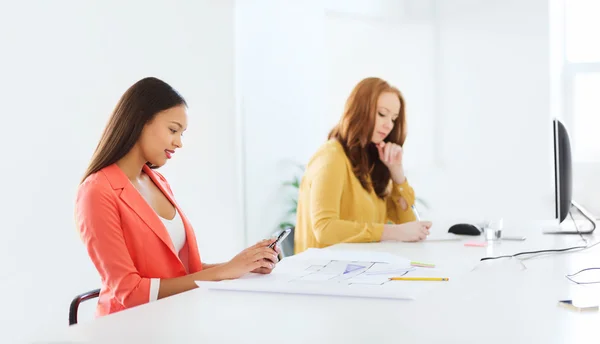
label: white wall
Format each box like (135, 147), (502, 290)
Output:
(0, 1), (239, 342)
(422, 0), (554, 226)
(235, 0), (329, 244)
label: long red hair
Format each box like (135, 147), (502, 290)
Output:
(328, 77), (407, 199)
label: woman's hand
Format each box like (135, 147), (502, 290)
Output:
(251, 242), (281, 274)
(215, 239), (279, 280)
(376, 142), (405, 184)
(381, 221), (432, 242)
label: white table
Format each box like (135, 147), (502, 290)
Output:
(40, 219), (600, 344)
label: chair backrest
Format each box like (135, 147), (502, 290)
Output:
(69, 288), (100, 326)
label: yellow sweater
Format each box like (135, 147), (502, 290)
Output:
(294, 139), (417, 254)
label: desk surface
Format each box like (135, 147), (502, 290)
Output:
(41, 220), (600, 344)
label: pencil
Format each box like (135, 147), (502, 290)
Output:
(389, 277), (449, 281)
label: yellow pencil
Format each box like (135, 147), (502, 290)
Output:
(389, 277), (449, 281)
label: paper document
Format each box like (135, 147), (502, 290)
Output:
(195, 248), (448, 300)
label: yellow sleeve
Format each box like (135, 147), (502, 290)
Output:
(309, 149), (384, 245)
(385, 179), (417, 224)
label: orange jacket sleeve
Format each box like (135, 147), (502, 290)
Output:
(76, 182), (150, 309)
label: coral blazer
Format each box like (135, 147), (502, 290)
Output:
(75, 163), (203, 317)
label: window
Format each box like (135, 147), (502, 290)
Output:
(564, 0), (600, 163)
(571, 73), (600, 162)
(558, 0), (600, 216)
(565, 0), (600, 63)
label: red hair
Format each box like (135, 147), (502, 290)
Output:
(328, 77), (407, 199)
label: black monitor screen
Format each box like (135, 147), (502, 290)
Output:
(554, 118), (572, 223)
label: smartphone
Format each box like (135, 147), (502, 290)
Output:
(269, 228), (292, 249)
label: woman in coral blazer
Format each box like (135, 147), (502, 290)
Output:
(294, 77), (433, 254)
(75, 77), (279, 317)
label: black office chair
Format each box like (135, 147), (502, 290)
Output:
(69, 288), (100, 326)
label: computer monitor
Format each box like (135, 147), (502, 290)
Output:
(546, 118), (596, 234)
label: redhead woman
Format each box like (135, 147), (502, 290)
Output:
(76, 77), (279, 316)
(294, 77), (432, 254)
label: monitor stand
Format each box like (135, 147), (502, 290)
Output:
(543, 201), (597, 234)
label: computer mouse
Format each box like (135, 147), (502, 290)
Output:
(448, 223), (481, 236)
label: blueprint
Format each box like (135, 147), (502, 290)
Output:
(195, 248), (448, 300)
(289, 259), (415, 286)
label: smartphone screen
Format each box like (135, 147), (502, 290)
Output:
(269, 228), (291, 249)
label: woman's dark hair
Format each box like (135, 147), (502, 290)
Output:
(81, 77), (186, 183)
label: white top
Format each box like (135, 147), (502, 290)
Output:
(149, 209), (188, 302)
